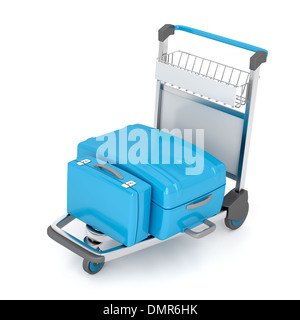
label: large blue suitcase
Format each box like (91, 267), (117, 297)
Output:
(67, 156), (152, 246)
(77, 124), (226, 240)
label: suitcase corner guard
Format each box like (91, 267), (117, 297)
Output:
(47, 214), (105, 264)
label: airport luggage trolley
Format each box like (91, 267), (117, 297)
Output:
(47, 24), (268, 274)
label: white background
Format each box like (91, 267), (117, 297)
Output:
(1, 0), (299, 300)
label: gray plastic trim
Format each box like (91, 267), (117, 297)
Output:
(47, 214), (105, 264)
(184, 219), (216, 239)
(93, 164), (124, 180)
(158, 24), (175, 42)
(186, 194), (213, 210)
(250, 51), (267, 71)
(222, 188), (249, 222)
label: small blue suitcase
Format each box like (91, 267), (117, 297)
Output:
(67, 156), (152, 247)
(77, 124), (226, 240)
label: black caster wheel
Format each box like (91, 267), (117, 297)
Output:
(225, 210), (248, 230)
(222, 188), (249, 230)
(82, 236), (104, 274)
(82, 259), (105, 275)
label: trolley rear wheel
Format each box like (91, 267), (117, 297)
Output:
(225, 210), (248, 230)
(222, 188), (249, 230)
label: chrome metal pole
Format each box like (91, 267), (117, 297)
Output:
(235, 67), (260, 192)
(154, 39), (168, 129)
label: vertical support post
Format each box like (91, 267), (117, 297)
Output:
(154, 39), (168, 129)
(235, 67), (260, 192)
(154, 80), (163, 129)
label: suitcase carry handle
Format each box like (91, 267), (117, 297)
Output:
(184, 219), (216, 239)
(186, 194), (213, 210)
(93, 164), (124, 180)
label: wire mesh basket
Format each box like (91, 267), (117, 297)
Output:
(157, 51), (250, 108)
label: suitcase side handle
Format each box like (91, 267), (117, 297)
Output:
(93, 164), (124, 180)
(184, 219), (216, 239)
(186, 194), (213, 210)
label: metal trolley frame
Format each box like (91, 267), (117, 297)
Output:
(47, 24), (268, 274)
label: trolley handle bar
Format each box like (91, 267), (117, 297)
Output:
(158, 24), (268, 71)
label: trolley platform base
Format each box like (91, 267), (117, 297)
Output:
(47, 188), (249, 274)
(47, 212), (220, 275)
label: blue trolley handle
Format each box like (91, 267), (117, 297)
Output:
(158, 24), (268, 71)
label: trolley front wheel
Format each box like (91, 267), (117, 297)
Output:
(82, 259), (105, 274)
